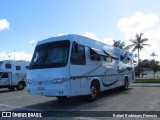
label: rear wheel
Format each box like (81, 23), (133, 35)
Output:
(119, 77), (128, 91)
(16, 82), (25, 90)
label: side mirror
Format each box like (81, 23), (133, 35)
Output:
(74, 42), (79, 53)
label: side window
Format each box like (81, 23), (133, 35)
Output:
(120, 56), (123, 61)
(106, 56), (112, 63)
(101, 56), (106, 61)
(1, 73), (9, 78)
(127, 57), (132, 64)
(5, 64), (12, 69)
(71, 43), (86, 65)
(90, 48), (100, 61)
(16, 66), (21, 70)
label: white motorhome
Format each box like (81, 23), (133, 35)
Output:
(0, 60), (30, 90)
(27, 34), (135, 101)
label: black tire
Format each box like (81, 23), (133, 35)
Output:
(87, 81), (99, 102)
(56, 96), (67, 100)
(16, 82), (25, 90)
(8, 86), (15, 91)
(119, 78), (128, 91)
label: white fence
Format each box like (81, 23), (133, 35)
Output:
(140, 71), (160, 79)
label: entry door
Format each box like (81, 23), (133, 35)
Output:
(0, 72), (10, 86)
(70, 64), (90, 93)
(12, 72), (22, 85)
(70, 43), (87, 93)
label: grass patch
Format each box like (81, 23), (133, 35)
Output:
(134, 79), (160, 83)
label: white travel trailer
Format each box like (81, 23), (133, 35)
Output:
(27, 34), (135, 101)
(0, 60), (30, 90)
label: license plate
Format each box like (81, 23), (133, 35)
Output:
(37, 87), (45, 91)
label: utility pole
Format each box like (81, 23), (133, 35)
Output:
(14, 49), (16, 61)
(8, 55), (12, 60)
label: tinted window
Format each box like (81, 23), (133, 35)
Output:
(90, 48), (100, 61)
(71, 43), (86, 65)
(5, 64), (12, 69)
(106, 56), (113, 63)
(1, 73), (8, 78)
(16, 66), (21, 70)
(29, 40), (70, 69)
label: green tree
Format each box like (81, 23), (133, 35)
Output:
(113, 40), (130, 50)
(113, 40), (125, 49)
(150, 60), (160, 79)
(127, 33), (150, 77)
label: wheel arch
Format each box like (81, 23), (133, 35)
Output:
(90, 79), (101, 92)
(18, 80), (26, 87)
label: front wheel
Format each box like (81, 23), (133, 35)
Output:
(87, 81), (99, 102)
(16, 82), (25, 90)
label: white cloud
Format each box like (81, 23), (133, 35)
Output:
(0, 19), (10, 31)
(53, 34), (63, 37)
(118, 11), (160, 60)
(0, 51), (32, 61)
(118, 12), (159, 34)
(57, 34), (63, 36)
(28, 40), (36, 45)
(83, 32), (113, 45)
(83, 32), (100, 40)
(140, 29), (160, 60)
(101, 38), (114, 45)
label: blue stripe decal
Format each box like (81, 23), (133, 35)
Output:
(117, 69), (126, 73)
(103, 80), (119, 87)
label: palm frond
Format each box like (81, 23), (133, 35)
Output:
(140, 38), (149, 43)
(142, 43), (151, 46)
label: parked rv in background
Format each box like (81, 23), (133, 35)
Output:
(0, 60), (30, 90)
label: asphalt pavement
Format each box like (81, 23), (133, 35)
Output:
(0, 84), (160, 120)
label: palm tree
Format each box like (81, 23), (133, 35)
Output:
(150, 52), (157, 60)
(113, 40), (130, 50)
(134, 54), (138, 58)
(127, 33), (150, 77)
(113, 40), (125, 49)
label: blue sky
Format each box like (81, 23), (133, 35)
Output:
(1, 0), (160, 61)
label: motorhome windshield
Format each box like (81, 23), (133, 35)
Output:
(29, 40), (70, 69)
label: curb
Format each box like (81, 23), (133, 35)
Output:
(130, 83), (160, 87)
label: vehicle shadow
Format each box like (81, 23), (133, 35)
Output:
(0, 89), (18, 93)
(99, 87), (133, 98)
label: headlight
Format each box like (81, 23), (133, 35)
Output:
(27, 79), (32, 83)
